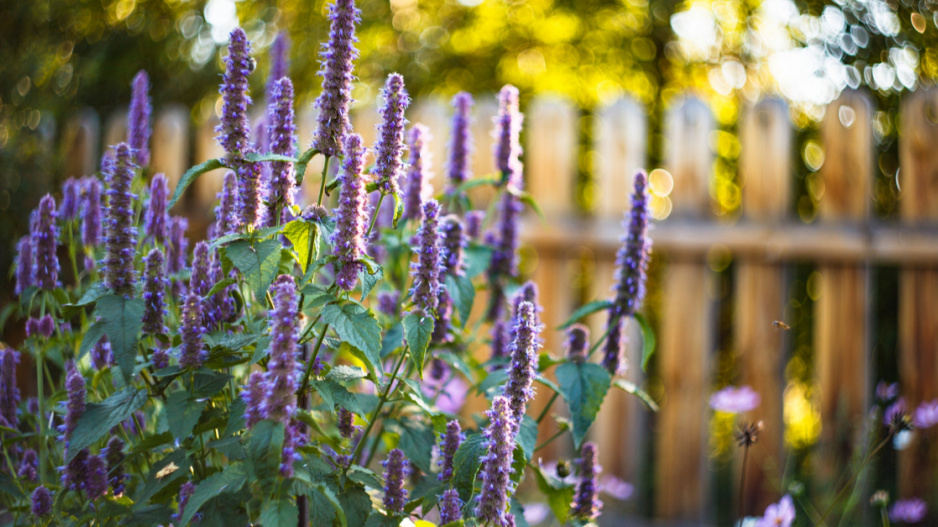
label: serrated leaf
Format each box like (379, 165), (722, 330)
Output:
(178, 462), (248, 526)
(613, 379), (659, 412)
(555, 362), (612, 448)
(326, 365), (367, 382)
(403, 313), (434, 379)
(205, 277), (237, 299)
(358, 264), (383, 302)
(166, 390), (206, 440)
(67, 388), (147, 462)
(193, 369), (232, 397)
(249, 420), (286, 491)
(78, 320), (107, 361)
(558, 300), (614, 330)
(517, 415), (539, 461)
(284, 219), (318, 273)
(532, 465), (575, 524)
(634, 312), (656, 372)
(452, 433), (486, 503)
(224, 238), (282, 300)
(476, 369), (509, 395)
(396, 419), (436, 474)
(444, 275), (475, 327)
(321, 301), (382, 378)
(169, 158), (225, 209)
(134, 449), (191, 504)
(338, 481), (372, 527)
(312, 379), (368, 418)
(347, 465), (383, 490)
(260, 498), (298, 526)
(96, 294), (145, 383)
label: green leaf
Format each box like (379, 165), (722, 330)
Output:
(321, 301), (383, 377)
(260, 498), (298, 526)
(358, 264), (383, 302)
(312, 379), (368, 418)
(307, 485), (344, 527)
(403, 312), (434, 378)
(249, 420), (286, 491)
(301, 283), (335, 310)
(169, 158), (225, 209)
(396, 419), (435, 474)
(635, 312), (656, 372)
(392, 191), (404, 229)
(338, 481), (372, 527)
(245, 152), (297, 164)
(347, 465), (383, 490)
(193, 369), (232, 397)
(457, 176), (499, 192)
(294, 147), (320, 186)
(452, 433), (486, 503)
(326, 365), (367, 382)
(134, 449), (191, 505)
(518, 191), (545, 222)
(517, 415), (539, 461)
(284, 219), (318, 273)
(78, 320), (107, 361)
(96, 294), (145, 382)
(558, 300), (614, 329)
(464, 245), (493, 279)
(178, 462), (248, 526)
(224, 238), (282, 300)
(205, 277), (237, 299)
(555, 362), (612, 448)
(613, 379), (659, 412)
(67, 388), (147, 462)
(166, 390), (206, 440)
(380, 323), (403, 358)
(364, 513), (404, 527)
(476, 369), (509, 395)
(0, 471), (25, 499)
(532, 465), (575, 524)
(445, 274), (475, 327)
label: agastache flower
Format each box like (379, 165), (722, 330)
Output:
(438, 420), (463, 482)
(264, 275), (299, 422)
(14, 235), (32, 295)
(566, 324), (590, 364)
(509, 282), (541, 344)
(151, 346), (169, 370)
(382, 448), (410, 515)
(337, 407), (358, 439)
(758, 495), (795, 527)
(488, 190), (522, 282)
(612, 171), (651, 318)
(571, 442), (603, 521)
(889, 498), (927, 523)
(440, 216), (466, 277)
(490, 319), (510, 361)
(32, 194), (59, 291)
(18, 449), (38, 481)
(179, 292), (206, 369)
(402, 124), (430, 221)
(81, 176), (103, 247)
(267, 32), (290, 98)
(913, 399), (938, 429)
(373, 73), (411, 199)
(493, 85), (523, 185)
(85, 454), (108, 499)
(377, 290), (401, 318)
(475, 396), (516, 526)
(144, 173), (169, 243)
(38, 315), (54, 338)
(410, 199), (443, 316)
(0, 347), (19, 430)
(331, 133), (368, 291)
(440, 488), (463, 524)
(190, 241), (212, 297)
(213, 171), (239, 236)
(103, 144), (138, 297)
(91, 338), (113, 370)
(105, 436), (126, 495)
(313, 0), (361, 157)
(128, 70), (151, 166)
(243, 371), (267, 428)
(238, 160), (263, 230)
(446, 92), (473, 190)
(62, 362), (89, 490)
(465, 210), (484, 240)
(174, 481), (197, 525)
(60, 177), (80, 220)
(264, 77), (297, 226)
(709, 385), (761, 414)
(31, 486), (52, 517)
(217, 28), (254, 166)
(601, 312), (625, 375)
(142, 249), (168, 335)
(432, 291), (454, 344)
(504, 301), (541, 427)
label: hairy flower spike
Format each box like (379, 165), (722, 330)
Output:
(313, 0), (361, 157)
(402, 124), (431, 221)
(268, 32), (290, 98)
(613, 171), (651, 318)
(62, 362), (89, 490)
(103, 144), (138, 296)
(128, 70), (151, 166)
(265, 275), (299, 422)
(571, 442), (603, 521)
(489, 191), (522, 281)
(142, 249), (168, 335)
(168, 216), (189, 274)
(491, 319), (510, 361)
(105, 437), (126, 495)
(190, 241), (212, 297)
(447, 92), (474, 190)
(212, 171), (239, 237)
(82, 176), (103, 247)
(411, 199), (443, 316)
(144, 173), (169, 243)
(243, 371), (267, 428)
(85, 454), (108, 499)
(505, 301), (542, 428)
(264, 77), (297, 226)
(432, 290), (454, 344)
(440, 216), (466, 277)
(217, 28), (254, 166)
(18, 449), (38, 481)
(32, 195), (59, 290)
(0, 348), (20, 429)
(174, 481), (197, 524)
(377, 290), (401, 318)
(493, 85), (523, 185)
(238, 160), (262, 229)
(509, 282), (541, 343)
(438, 420), (463, 482)
(566, 324), (590, 364)
(31, 486), (52, 517)
(601, 313), (625, 375)
(151, 347), (169, 370)
(179, 292), (206, 369)
(373, 73), (411, 198)
(91, 338), (113, 370)
(440, 488), (463, 524)
(331, 133), (368, 290)
(337, 407), (358, 439)
(382, 448), (410, 515)
(475, 396), (516, 526)
(60, 177), (80, 220)
(14, 236), (33, 295)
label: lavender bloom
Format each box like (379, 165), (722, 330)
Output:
(601, 312), (625, 375)
(151, 346), (169, 370)
(493, 85), (523, 184)
(709, 385), (761, 414)
(18, 449), (38, 481)
(85, 454), (108, 499)
(440, 488), (463, 524)
(432, 291), (454, 343)
(128, 70), (151, 166)
(303, 204), (330, 223)
(190, 242), (212, 297)
(913, 399), (938, 429)
(179, 292), (206, 369)
(890, 498), (927, 523)
(91, 338), (113, 370)
(876, 381), (900, 403)
(331, 134), (368, 291)
(382, 448), (410, 515)
(62, 362), (88, 490)
(612, 171), (651, 318)
(103, 144), (138, 297)
(410, 199), (443, 316)
(81, 177), (103, 247)
(465, 210), (484, 240)
(211, 250), (238, 324)
(238, 160), (263, 229)
(174, 481), (197, 524)
(25, 318), (40, 338)
(475, 396), (516, 526)
(142, 249), (168, 335)
(438, 420), (463, 482)
(32, 194), (59, 291)
(758, 495), (796, 527)
(440, 216), (466, 277)
(377, 290), (401, 317)
(213, 171), (239, 236)
(446, 92), (474, 190)
(144, 173), (169, 243)
(60, 177), (80, 220)
(217, 28), (254, 166)
(509, 282), (541, 343)
(267, 32), (290, 97)
(313, 0), (361, 157)
(571, 442), (603, 521)
(281, 419), (302, 477)
(168, 217), (189, 274)
(373, 74), (411, 198)
(264, 77), (297, 226)
(488, 190), (522, 281)
(265, 275), (299, 422)
(885, 398), (909, 429)
(600, 475), (635, 501)
(490, 319), (510, 361)
(31, 486), (52, 517)
(566, 324), (590, 364)
(243, 371), (267, 428)
(14, 235), (33, 295)
(402, 124), (430, 221)
(38, 315), (54, 338)
(505, 301), (541, 427)
(337, 407), (358, 439)
(105, 436), (126, 495)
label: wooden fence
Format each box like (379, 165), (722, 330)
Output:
(56, 88), (938, 523)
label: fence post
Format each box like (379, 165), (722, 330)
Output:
(61, 109), (100, 179)
(736, 98), (792, 513)
(897, 87), (938, 501)
(526, 96), (578, 216)
(468, 96), (498, 209)
(193, 115), (226, 216)
(655, 96), (715, 521)
(409, 98), (450, 195)
(814, 90), (873, 501)
(151, 106), (190, 200)
(593, 97), (648, 216)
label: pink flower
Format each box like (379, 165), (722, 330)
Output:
(522, 502), (550, 525)
(890, 498), (927, 523)
(709, 385), (761, 414)
(884, 397), (908, 426)
(422, 374), (467, 415)
(600, 475), (634, 500)
(913, 399), (938, 430)
(758, 495), (795, 527)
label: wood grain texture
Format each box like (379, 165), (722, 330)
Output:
(664, 97), (714, 218)
(61, 109), (100, 180)
(151, 106), (190, 191)
(526, 96), (578, 215)
(193, 114), (226, 208)
(593, 97), (648, 217)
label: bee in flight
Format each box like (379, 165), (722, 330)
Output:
(772, 320), (791, 331)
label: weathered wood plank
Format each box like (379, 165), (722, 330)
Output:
(61, 109), (100, 179)
(151, 106), (190, 191)
(526, 96), (578, 215)
(593, 96), (648, 217)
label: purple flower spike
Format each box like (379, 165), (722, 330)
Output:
(142, 249), (168, 336)
(709, 385), (761, 414)
(32, 194), (59, 291)
(265, 275), (299, 422)
(566, 324), (590, 364)
(243, 371), (267, 429)
(168, 216), (189, 275)
(174, 481), (197, 525)
(337, 407), (358, 439)
(601, 313), (625, 375)
(402, 124), (431, 221)
(505, 301), (541, 427)
(377, 290), (401, 318)
(128, 70), (151, 167)
(91, 337), (113, 370)
(876, 381), (899, 403)
(889, 498), (927, 523)
(432, 291), (454, 344)
(179, 292), (206, 369)
(885, 397), (908, 428)
(0, 347), (20, 431)
(913, 399), (938, 429)
(493, 85), (523, 185)
(465, 210), (484, 240)
(14, 235), (33, 295)
(60, 177), (80, 220)
(31, 486), (52, 517)
(85, 454), (108, 499)
(373, 73), (411, 199)
(82, 176), (103, 247)
(64, 361), (85, 440)
(331, 133), (368, 291)
(313, 0), (361, 157)
(440, 216), (466, 277)
(264, 77), (297, 226)
(571, 442), (603, 521)
(490, 319), (510, 361)
(213, 171), (239, 237)
(440, 488), (463, 524)
(382, 447), (410, 515)
(105, 436), (126, 495)
(190, 241), (212, 297)
(151, 346), (169, 370)
(18, 449), (38, 481)
(268, 32), (290, 98)
(144, 173), (169, 243)
(38, 315), (54, 337)
(489, 191), (522, 281)
(613, 171), (651, 318)
(103, 144), (138, 297)
(438, 420), (463, 482)
(509, 282), (541, 344)
(410, 199), (443, 316)
(238, 160), (263, 230)
(475, 396), (516, 526)
(446, 92), (474, 190)
(217, 28), (254, 166)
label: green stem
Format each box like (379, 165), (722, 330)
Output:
(350, 348), (409, 467)
(536, 392), (559, 424)
(880, 507), (890, 527)
(318, 156), (331, 206)
(586, 318), (615, 359)
(817, 432), (893, 525)
(362, 422), (385, 468)
(534, 429), (565, 453)
(366, 193), (386, 238)
(738, 443), (749, 524)
(36, 346), (46, 484)
(298, 321), (329, 396)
